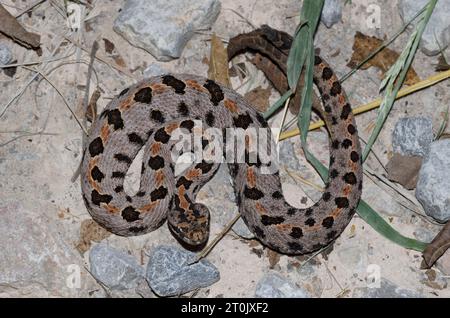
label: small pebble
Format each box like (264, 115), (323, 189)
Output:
(416, 139), (450, 223)
(89, 243), (144, 290)
(392, 117), (433, 157)
(0, 44), (12, 65)
(114, 0), (221, 61)
(255, 272), (310, 298)
(321, 0), (342, 28)
(413, 228), (435, 243)
(146, 245), (220, 297)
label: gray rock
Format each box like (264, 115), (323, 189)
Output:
(89, 243), (144, 290)
(415, 139), (450, 223)
(114, 0), (221, 61)
(321, 0), (342, 28)
(0, 43), (12, 65)
(413, 228), (435, 243)
(398, 0), (450, 56)
(143, 63), (169, 78)
(353, 278), (423, 298)
(279, 141), (301, 172)
(392, 117), (433, 157)
(0, 202), (99, 297)
(146, 245), (220, 296)
(255, 272), (310, 298)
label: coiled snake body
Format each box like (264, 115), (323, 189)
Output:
(80, 26), (362, 254)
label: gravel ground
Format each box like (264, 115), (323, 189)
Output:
(0, 0), (449, 298)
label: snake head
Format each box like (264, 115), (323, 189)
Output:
(168, 202), (210, 250)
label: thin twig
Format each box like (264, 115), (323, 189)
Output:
(0, 37), (69, 119)
(0, 131), (57, 147)
(0, 52), (77, 68)
(64, 35), (137, 80)
(363, 165), (439, 225)
(279, 69), (450, 141)
(190, 213), (241, 264)
(72, 42), (100, 182)
(277, 97), (291, 142)
(340, 3), (428, 83)
(283, 165), (324, 193)
(23, 66), (88, 135)
(14, 0), (46, 18)
(224, 7), (257, 29)
(36, 59), (100, 88)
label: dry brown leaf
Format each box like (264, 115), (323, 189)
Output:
(385, 153), (422, 190)
(207, 33), (231, 87)
(85, 89), (101, 123)
(421, 221), (450, 269)
(0, 5), (40, 49)
(243, 86), (271, 112)
(103, 38), (127, 68)
(113, 56), (126, 68)
(75, 219), (111, 254)
(267, 249), (281, 269)
(247, 240), (261, 248)
(103, 38), (115, 54)
(348, 31), (420, 86)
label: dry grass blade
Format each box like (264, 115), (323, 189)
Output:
(0, 37), (69, 119)
(14, 0), (46, 18)
(363, 166), (436, 223)
(362, 0), (438, 161)
(24, 66), (88, 136)
(279, 69), (450, 141)
(190, 213), (241, 264)
(64, 35), (137, 80)
(207, 33), (231, 87)
(0, 131), (57, 147)
(283, 166), (324, 193)
(436, 104), (449, 140)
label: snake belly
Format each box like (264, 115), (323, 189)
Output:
(81, 40), (362, 255)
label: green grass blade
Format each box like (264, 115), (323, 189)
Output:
(287, 21), (309, 90)
(356, 200), (427, 252)
(287, 0), (324, 89)
(297, 34), (314, 144)
(301, 150), (427, 252)
(362, 0), (438, 161)
(263, 90), (292, 120)
(435, 104), (449, 140)
(288, 0), (324, 180)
